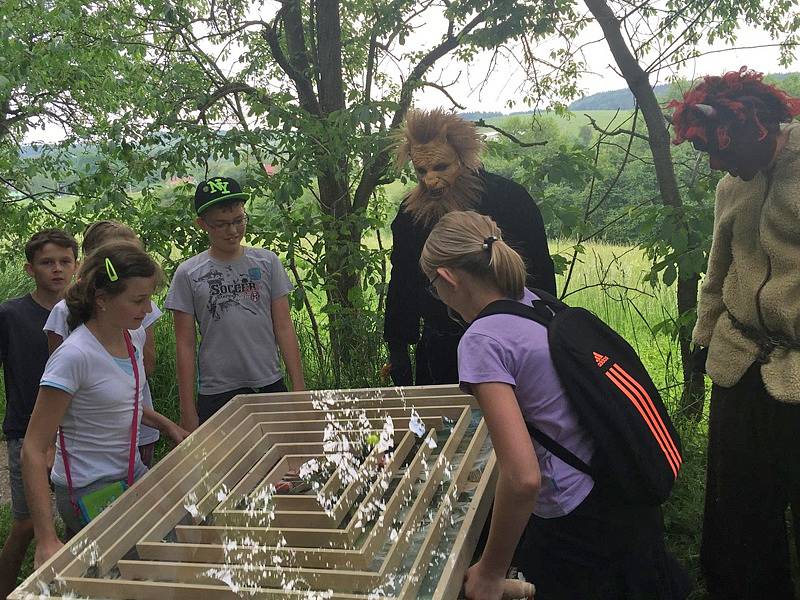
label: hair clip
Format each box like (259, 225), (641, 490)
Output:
(105, 257), (119, 282)
(482, 236), (497, 251)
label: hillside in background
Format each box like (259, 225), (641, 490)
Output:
(569, 84), (670, 110)
(569, 72), (800, 110)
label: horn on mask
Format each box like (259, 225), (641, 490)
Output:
(693, 103), (717, 118)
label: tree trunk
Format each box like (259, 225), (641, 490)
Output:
(585, 0), (706, 419)
(317, 171), (366, 387)
(315, 0), (365, 385)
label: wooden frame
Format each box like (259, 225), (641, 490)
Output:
(10, 385), (496, 599)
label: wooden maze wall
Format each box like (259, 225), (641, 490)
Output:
(11, 385), (497, 600)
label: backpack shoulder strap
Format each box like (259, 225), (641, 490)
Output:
(526, 422), (594, 477)
(529, 287), (563, 306)
(473, 296), (593, 478)
(475, 298), (554, 326)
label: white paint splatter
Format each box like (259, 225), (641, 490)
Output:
(409, 410), (425, 437)
(183, 491), (200, 518)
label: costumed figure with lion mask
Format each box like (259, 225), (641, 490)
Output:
(383, 109), (556, 386)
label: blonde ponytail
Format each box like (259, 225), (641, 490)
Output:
(420, 211), (527, 299)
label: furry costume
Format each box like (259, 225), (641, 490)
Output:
(693, 122), (800, 401)
(672, 68), (800, 600)
(384, 109), (555, 385)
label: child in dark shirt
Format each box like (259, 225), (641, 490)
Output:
(0, 229), (78, 598)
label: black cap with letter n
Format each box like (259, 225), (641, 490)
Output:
(194, 177), (249, 215)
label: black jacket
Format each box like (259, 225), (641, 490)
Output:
(383, 171), (556, 344)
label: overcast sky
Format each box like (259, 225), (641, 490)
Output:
(415, 21), (800, 113)
(22, 9), (800, 144)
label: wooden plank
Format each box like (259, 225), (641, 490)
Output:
(7, 410), (259, 593)
(396, 421), (491, 599)
(220, 445), (325, 513)
(138, 422), (432, 562)
(138, 432), (328, 543)
(56, 577), (379, 600)
(233, 394), (471, 414)
(174, 421), (427, 551)
(73, 424), (329, 575)
(343, 412), (470, 556)
(219, 429), (414, 513)
(117, 560), (386, 592)
(59, 414), (266, 577)
(432, 453), (498, 600)
(233, 385), (464, 405)
(255, 415), (445, 434)
(379, 416), (484, 583)
(235, 404), (468, 423)
(237, 431), (416, 525)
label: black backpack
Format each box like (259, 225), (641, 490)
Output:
(474, 289), (682, 506)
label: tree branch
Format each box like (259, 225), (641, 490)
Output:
(420, 80), (466, 109)
(392, 9), (489, 128)
(474, 119), (548, 147)
(584, 113), (649, 142)
(261, 10), (321, 115)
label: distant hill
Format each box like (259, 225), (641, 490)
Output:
(569, 84), (671, 110)
(460, 110), (539, 121)
(570, 72), (800, 111)
(459, 111), (504, 121)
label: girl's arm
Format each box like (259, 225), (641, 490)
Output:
(464, 381), (540, 599)
(141, 408), (189, 444)
(22, 386), (72, 567)
(46, 331), (63, 355)
(143, 325), (156, 378)
(271, 295), (306, 391)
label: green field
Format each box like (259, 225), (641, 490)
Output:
(0, 238), (708, 595)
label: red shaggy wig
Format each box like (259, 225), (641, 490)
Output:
(669, 67), (800, 149)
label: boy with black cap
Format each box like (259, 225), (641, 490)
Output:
(165, 177), (305, 431)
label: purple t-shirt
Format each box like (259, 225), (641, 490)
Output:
(458, 288), (595, 518)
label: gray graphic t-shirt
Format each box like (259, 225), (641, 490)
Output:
(165, 248), (293, 394)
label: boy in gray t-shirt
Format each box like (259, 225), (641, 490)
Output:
(165, 177), (305, 430)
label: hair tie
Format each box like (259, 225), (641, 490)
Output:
(482, 236), (497, 251)
(105, 257), (119, 282)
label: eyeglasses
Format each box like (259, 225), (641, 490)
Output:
(427, 272), (441, 299)
(203, 213), (249, 231)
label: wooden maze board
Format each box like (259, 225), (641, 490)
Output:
(11, 385), (497, 600)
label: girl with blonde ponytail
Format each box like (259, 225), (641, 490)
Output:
(421, 211), (687, 600)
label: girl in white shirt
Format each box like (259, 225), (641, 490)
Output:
(44, 220), (165, 466)
(23, 241), (187, 567)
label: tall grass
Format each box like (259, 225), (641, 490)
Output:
(0, 242), (711, 595)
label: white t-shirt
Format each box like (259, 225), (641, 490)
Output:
(44, 299), (162, 445)
(42, 325), (148, 489)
